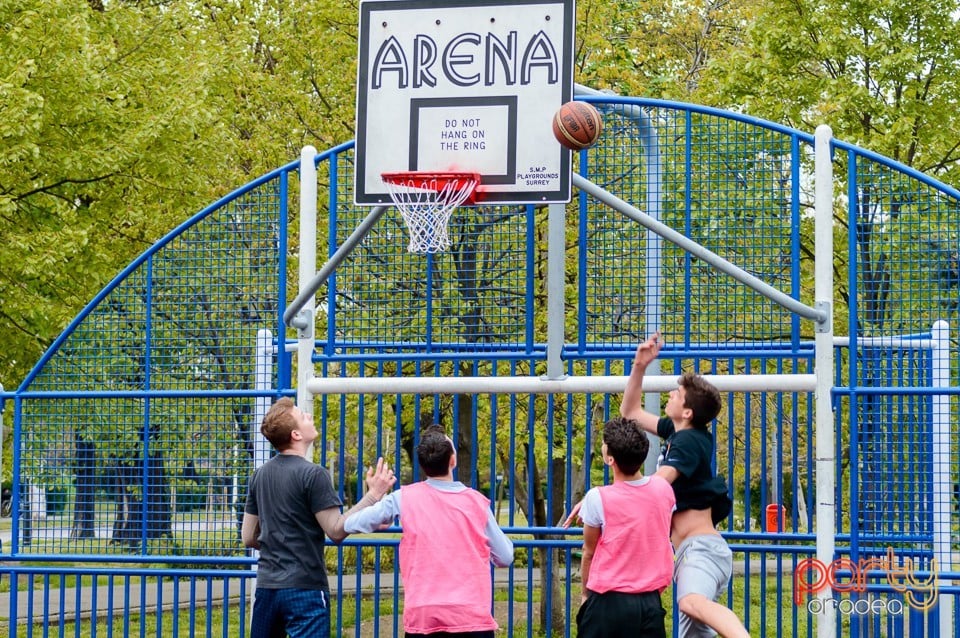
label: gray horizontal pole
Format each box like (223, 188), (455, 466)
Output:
(306, 374), (816, 395)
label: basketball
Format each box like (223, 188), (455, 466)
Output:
(552, 101), (603, 151)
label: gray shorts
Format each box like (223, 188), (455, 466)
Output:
(673, 534), (733, 638)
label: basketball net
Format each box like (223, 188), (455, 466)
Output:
(381, 172), (480, 253)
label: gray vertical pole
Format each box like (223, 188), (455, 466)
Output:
(814, 124), (836, 638)
(297, 146), (318, 453)
(248, 329), (274, 630)
(574, 84), (663, 472)
(931, 320), (952, 635)
(640, 104), (663, 475)
(253, 330), (273, 469)
(545, 203), (567, 380)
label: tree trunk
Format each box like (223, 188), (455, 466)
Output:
(111, 461), (139, 548)
(455, 393), (474, 485)
(70, 434), (96, 539)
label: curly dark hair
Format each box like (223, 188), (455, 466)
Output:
(416, 425), (454, 477)
(603, 417), (649, 476)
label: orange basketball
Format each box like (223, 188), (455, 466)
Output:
(552, 101), (603, 151)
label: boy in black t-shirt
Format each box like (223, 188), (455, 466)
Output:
(621, 333), (749, 638)
(242, 398), (396, 638)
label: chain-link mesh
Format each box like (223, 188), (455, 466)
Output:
(14, 175), (287, 557)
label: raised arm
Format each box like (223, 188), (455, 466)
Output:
(620, 332), (665, 434)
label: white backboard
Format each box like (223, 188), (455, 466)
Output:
(355, 0), (575, 205)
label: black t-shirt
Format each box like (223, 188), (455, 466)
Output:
(245, 454), (342, 590)
(656, 416), (732, 525)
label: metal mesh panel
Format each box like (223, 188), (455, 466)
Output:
(582, 105), (801, 348)
(853, 347), (934, 541)
(326, 150), (532, 351)
(838, 148), (960, 588)
(848, 153), (960, 339)
(13, 176), (287, 556)
(4, 97), (960, 636)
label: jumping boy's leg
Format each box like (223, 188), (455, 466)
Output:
(677, 593), (749, 638)
(674, 536), (749, 638)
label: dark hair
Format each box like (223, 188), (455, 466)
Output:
(417, 425), (454, 477)
(260, 398), (298, 451)
(603, 417), (649, 476)
(678, 372), (722, 429)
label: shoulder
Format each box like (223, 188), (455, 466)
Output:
(297, 459), (334, 487)
(580, 487), (604, 526)
(314, 464), (336, 487)
(665, 429), (712, 467)
(468, 488), (491, 508)
(648, 475), (676, 498)
(401, 481), (428, 495)
(583, 486), (603, 507)
(648, 474), (671, 488)
(455, 484), (491, 507)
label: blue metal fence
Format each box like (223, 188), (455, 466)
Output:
(1, 96), (958, 637)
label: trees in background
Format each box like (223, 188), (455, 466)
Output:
(0, 0), (363, 387)
(2, 0), (958, 599)
(1, 0), (233, 385)
(701, 0), (960, 179)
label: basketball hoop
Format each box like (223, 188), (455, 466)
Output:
(381, 171), (480, 253)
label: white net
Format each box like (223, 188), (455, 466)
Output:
(382, 172), (479, 253)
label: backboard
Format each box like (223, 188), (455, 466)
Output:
(355, 0), (575, 205)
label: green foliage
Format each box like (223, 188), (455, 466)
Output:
(701, 0), (960, 184)
(0, 0), (233, 385)
(575, 0), (753, 98)
(0, 0), (364, 389)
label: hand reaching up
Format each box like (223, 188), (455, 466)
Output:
(365, 457), (396, 500)
(632, 331), (663, 370)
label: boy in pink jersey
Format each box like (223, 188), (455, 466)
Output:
(577, 417), (676, 638)
(345, 425), (514, 638)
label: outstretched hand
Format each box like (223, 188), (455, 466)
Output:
(561, 499), (584, 528)
(365, 457), (396, 500)
(632, 331), (663, 370)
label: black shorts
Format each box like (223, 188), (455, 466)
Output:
(576, 590), (666, 638)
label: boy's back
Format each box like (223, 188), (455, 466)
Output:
(577, 417), (675, 638)
(581, 476), (675, 594)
